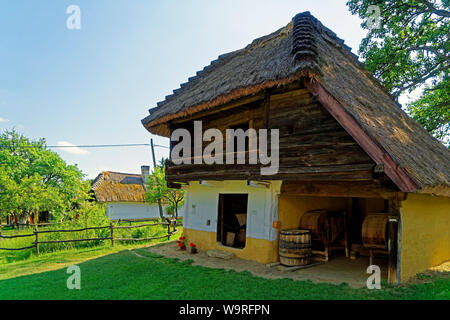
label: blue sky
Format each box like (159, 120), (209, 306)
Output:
(0, 0), (366, 178)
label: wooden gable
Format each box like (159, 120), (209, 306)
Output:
(165, 84), (384, 185)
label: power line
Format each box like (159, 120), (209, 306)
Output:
(48, 143), (150, 148)
(1, 143), (170, 149)
(153, 144), (169, 149)
(49, 143), (170, 149)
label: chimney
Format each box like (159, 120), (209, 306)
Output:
(141, 165), (150, 183)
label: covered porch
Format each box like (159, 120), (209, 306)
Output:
(276, 180), (402, 284)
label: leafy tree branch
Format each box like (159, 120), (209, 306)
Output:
(347, 0), (449, 143)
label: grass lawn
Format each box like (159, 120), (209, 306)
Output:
(0, 244), (449, 300)
(0, 221), (183, 281)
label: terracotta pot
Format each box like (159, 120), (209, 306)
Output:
(189, 247), (198, 254)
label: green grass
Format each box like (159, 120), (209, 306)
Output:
(0, 245), (448, 300)
(0, 219), (181, 264)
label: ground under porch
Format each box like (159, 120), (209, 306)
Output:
(148, 241), (388, 289)
(276, 182), (401, 284)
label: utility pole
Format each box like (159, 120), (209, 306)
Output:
(151, 138), (164, 220)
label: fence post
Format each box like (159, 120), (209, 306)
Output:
(34, 227), (39, 256)
(167, 219), (171, 241)
(110, 222), (114, 247)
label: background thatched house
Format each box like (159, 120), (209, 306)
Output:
(91, 166), (173, 220)
(141, 12), (449, 283)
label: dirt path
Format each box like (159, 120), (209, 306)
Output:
(147, 242), (386, 288)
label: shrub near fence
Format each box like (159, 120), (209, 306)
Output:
(0, 222), (52, 231)
(0, 219), (178, 256)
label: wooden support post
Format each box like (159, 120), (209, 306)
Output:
(110, 222), (114, 247)
(343, 211), (349, 258)
(388, 216), (398, 284)
(34, 228), (39, 256)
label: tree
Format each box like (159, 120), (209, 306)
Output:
(347, 0), (449, 143)
(0, 130), (89, 222)
(145, 165), (184, 222)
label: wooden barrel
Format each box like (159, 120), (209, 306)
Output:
(299, 210), (327, 241)
(279, 229), (312, 266)
(362, 214), (389, 249)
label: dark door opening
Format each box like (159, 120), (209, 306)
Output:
(217, 194), (248, 248)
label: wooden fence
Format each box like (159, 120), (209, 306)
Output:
(114, 217), (182, 226)
(0, 220), (178, 256)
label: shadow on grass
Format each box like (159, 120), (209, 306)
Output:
(0, 247), (448, 300)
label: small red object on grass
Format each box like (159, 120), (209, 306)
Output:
(189, 242), (198, 253)
(177, 240), (186, 250)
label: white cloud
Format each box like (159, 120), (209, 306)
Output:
(57, 141), (90, 155)
(0, 117), (9, 122)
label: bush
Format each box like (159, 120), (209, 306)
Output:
(0, 204), (179, 261)
(39, 203), (110, 252)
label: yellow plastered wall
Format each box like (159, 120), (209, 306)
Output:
(278, 195), (349, 230)
(400, 194), (450, 281)
(183, 228), (278, 264)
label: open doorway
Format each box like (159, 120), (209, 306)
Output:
(217, 194), (248, 249)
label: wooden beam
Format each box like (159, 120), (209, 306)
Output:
(166, 163), (377, 183)
(304, 80), (419, 193)
(167, 182), (182, 189)
(172, 94), (265, 125)
(263, 90), (271, 129)
(202, 104), (263, 130)
(281, 181), (402, 199)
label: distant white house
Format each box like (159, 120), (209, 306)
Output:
(91, 166), (182, 220)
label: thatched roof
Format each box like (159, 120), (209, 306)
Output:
(141, 12), (450, 197)
(91, 171), (146, 203)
